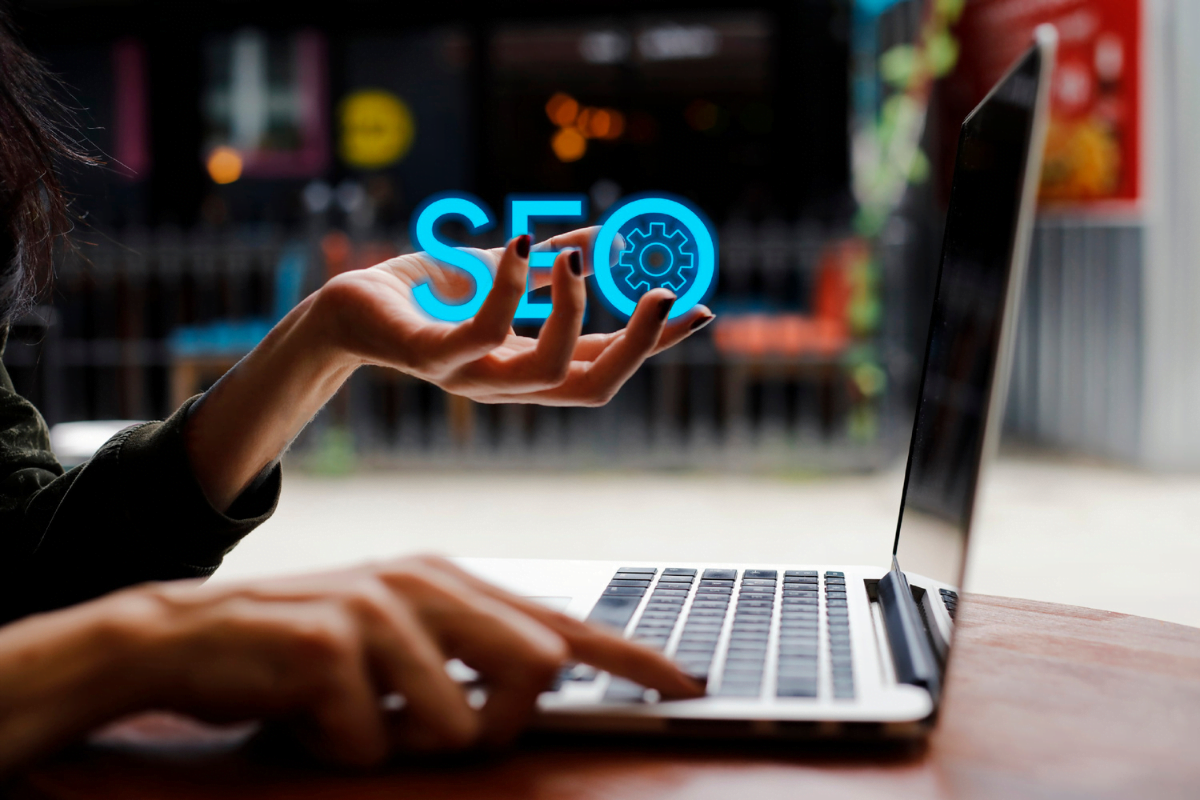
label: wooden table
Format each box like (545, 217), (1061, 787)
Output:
(14, 595), (1200, 799)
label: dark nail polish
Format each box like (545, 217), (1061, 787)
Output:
(657, 297), (674, 320)
(689, 313), (715, 332)
(515, 234), (531, 259)
(569, 249), (582, 276)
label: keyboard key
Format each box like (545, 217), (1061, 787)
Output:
(780, 646), (820, 658)
(732, 626), (770, 636)
(743, 570), (778, 579)
(783, 597), (818, 606)
(652, 588), (690, 597)
(784, 576), (818, 584)
(663, 568), (698, 576)
(730, 631), (770, 642)
(586, 595), (640, 630)
(702, 569), (738, 580)
(657, 575), (694, 583)
(563, 663), (598, 682)
(610, 578), (653, 586)
(777, 664), (819, 677)
(780, 639), (818, 649)
(681, 624), (722, 634)
(741, 578), (777, 587)
(730, 655), (770, 666)
(825, 577), (846, 586)
(603, 678), (647, 702)
(635, 619), (676, 629)
(785, 570), (818, 578)
(827, 599), (848, 608)
(692, 600), (730, 609)
(824, 571), (844, 578)
(687, 609), (726, 618)
(646, 609), (683, 619)
(698, 579), (735, 588)
(780, 617), (818, 627)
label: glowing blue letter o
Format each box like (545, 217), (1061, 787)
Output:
(592, 195), (717, 321)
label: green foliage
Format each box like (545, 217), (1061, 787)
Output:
(880, 45), (918, 90)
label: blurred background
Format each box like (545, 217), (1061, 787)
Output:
(5, 0), (1199, 626)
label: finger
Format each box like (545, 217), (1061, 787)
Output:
(570, 305), (714, 362)
(420, 560), (702, 699)
(284, 604), (390, 767)
(362, 594), (480, 751)
(650, 305), (715, 355)
(501, 289), (675, 406)
(382, 567), (569, 747)
(449, 248), (586, 395)
(432, 235), (530, 369)
(535, 248), (587, 370)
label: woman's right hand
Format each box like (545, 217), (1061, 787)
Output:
(103, 555), (701, 765)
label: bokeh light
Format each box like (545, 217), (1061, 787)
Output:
(206, 146), (243, 184)
(545, 92), (579, 127)
(551, 127), (587, 162)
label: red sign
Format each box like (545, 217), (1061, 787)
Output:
(951, 0), (1141, 207)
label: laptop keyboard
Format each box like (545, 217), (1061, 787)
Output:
(939, 588), (959, 620)
(582, 568), (855, 701)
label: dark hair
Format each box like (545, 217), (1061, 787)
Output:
(0, 9), (95, 324)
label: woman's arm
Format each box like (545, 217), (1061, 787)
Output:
(0, 555), (702, 775)
(186, 230), (712, 511)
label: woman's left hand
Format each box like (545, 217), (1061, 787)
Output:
(314, 227), (713, 406)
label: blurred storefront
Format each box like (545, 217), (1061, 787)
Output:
(8, 0), (1195, 470)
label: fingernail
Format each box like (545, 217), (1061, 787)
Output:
(689, 313), (715, 332)
(657, 297), (674, 321)
(568, 248), (582, 276)
(515, 234), (531, 259)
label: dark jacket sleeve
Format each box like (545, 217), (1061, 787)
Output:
(0, 327), (280, 623)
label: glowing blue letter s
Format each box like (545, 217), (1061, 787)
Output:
(411, 193), (496, 322)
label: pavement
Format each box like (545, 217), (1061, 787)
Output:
(215, 450), (1200, 629)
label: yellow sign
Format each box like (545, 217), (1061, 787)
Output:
(339, 90), (415, 169)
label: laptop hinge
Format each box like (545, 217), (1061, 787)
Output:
(876, 556), (942, 701)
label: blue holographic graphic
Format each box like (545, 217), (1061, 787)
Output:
(507, 195), (586, 324)
(410, 193), (496, 322)
(592, 194), (717, 321)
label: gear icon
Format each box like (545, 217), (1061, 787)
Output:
(616, 221), (695, 294)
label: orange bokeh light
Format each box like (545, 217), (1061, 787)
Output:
(545, 93), (579, 127)
(551, 127), (587, 162)
(576, 107), (594, 136)
(206, 146), (243, 184)
(601, 109), (624, 139)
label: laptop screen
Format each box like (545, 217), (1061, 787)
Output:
(892, 45), (1045, 586)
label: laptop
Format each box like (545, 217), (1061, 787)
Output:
(458, 26), (1056, 738)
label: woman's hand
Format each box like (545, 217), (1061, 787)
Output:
(186, 228), (714, 511)
(316, 228), (713, 405)
(0, 556), (703, 773)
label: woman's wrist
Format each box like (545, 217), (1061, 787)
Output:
(0, 593), (163, 773)
(184, 285), (366, 512)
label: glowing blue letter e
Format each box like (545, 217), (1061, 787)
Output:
(411, 193), (496, 323)
(508, 195), (586, 324)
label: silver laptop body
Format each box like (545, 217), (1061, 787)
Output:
(459, 26), (1057, 738)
